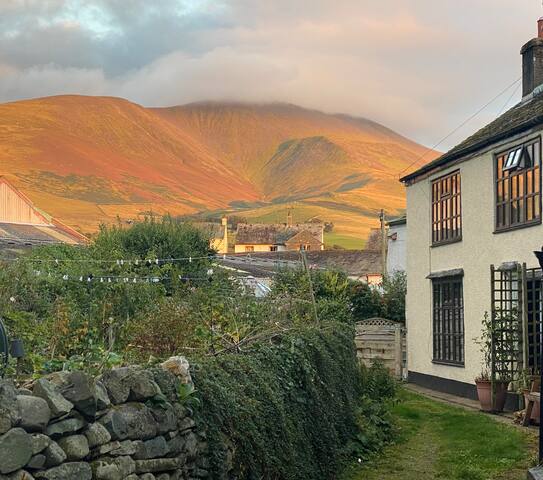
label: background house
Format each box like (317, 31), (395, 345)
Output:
(386, 216), (406, 276)
(0, 177), (87, 256)
(234, 222), (324, 253)
(197, 216), (232, 254)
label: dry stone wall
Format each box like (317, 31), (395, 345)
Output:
(0, 361), (208, 480)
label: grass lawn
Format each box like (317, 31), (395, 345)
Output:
(342, 389), (537, 480)
(324, 232), (365, 250)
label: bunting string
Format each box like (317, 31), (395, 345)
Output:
(31, 269), (217, 284)
(1, 253), (301, 267)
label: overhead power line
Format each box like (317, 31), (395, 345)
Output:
(395, 77), (522, 179)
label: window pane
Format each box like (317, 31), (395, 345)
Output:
(432, 171), (461, 244)
(433, 276), (464, 365)
(495, 139), (541, 230)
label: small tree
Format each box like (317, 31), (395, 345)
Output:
(382, 271), (406, 323)
(351, 283), (384, 320)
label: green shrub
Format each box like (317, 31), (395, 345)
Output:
(191, 323), (363, 479)
(0, 218), (213, 375)
(345, 362), (397, 462)
(360, 361), (398, 401)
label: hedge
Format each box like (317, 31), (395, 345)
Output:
(192, 323), (363, 479)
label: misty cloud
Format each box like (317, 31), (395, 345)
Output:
(0, 0), (540, 148)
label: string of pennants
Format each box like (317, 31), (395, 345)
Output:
(3, 254), (301, 267)
(4, 254), (222, 264)
(31, 269), (216, 284)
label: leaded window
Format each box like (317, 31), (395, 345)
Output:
(432, 276), (464, 366)
(495, 138), (541, 231)
(431, 171), (462, 245)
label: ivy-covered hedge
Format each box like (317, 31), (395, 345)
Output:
(192, 323), (363, 479)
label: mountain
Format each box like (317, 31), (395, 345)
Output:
(0, 95), (435, 245)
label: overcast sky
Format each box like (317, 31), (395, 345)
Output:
(1, 0), (541, 149)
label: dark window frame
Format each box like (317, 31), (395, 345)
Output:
(431, 171), (462, 246)
(494, 137), (542, 233)
(432, 275), (465, 367)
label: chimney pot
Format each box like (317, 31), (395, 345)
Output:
(521, 20), (543, 97)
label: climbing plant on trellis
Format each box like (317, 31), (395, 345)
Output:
(490, 264), (524, 390)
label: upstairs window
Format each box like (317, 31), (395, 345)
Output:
(495, 138), (541, 231)
(431, 171), (462, 245)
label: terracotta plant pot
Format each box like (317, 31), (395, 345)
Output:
(475, 379), (509, 412)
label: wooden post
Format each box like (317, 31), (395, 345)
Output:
(521, 263), (529, 376)
(490, 264), (496, 411)
(394, 324), (402, 379)
(301, 249), (319, 326)
(380, 209), (387, 278)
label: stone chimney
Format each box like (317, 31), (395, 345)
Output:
(221, 216), (228, 252)
(521, 17), (543, 98)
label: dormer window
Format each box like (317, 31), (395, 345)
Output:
(495, 138), (541, 231)
(502, 146), (532, 171)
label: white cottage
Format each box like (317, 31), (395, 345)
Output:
(401, 19), (543, 405)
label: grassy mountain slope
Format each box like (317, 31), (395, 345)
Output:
(154, 101), (434, 241)
(0, 95), (259, 231)
(0, 96), (435, 242)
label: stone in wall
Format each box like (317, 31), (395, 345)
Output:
(0, 356), (208, 480)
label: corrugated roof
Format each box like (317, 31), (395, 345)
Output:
(401, 91), (543, 183)
(0, 223), (83, 247)
(387, 216), (406, 227)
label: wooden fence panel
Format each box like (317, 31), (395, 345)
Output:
(355, 317), (406, 380)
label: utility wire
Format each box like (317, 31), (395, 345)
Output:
(497, 81), (522, 118)
(395, 77), (522, 179)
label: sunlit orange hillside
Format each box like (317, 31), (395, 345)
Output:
(0, 95), (436, 243)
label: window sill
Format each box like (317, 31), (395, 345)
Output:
(494, 219), (541, 234)
(431, 237), (462, 248)
(432, 360), (465, 368)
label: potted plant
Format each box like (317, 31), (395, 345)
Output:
(474, 312), (510, 412)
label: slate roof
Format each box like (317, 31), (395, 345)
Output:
(235, 223), (323, 245)
(401, 91), (543, 183)
(219, 250), (382, 278)
(284, 229), (323, 246)
(194, 222), (225, 238)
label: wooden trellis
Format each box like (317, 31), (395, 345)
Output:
(490, 264), (524, 386)
(525, 266), (543, 375)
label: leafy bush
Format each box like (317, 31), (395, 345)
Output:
(0, 218), (213, 375)
(192, 323), (364, 479)
(271, 268), (354, 324)
(351, 271), (406, 322)
(360, 361), (398, 401)
(382, 271), (406, 322)
(346, 362), (397, 462)
(351, 282), (384, 320)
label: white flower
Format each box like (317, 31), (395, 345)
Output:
(9, 296), (15, 303)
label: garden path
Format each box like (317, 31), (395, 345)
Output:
(342, 390), (537, 480)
